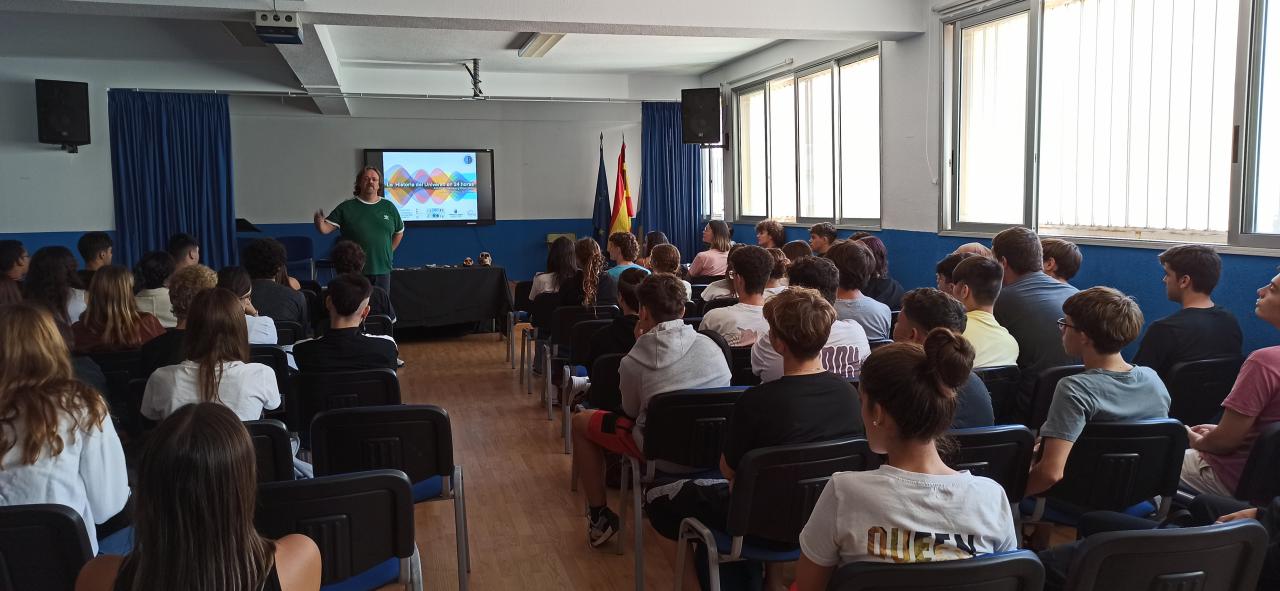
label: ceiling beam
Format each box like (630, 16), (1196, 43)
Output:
(273, 23), (350, 115)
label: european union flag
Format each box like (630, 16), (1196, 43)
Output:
(591, 134), (611, 251)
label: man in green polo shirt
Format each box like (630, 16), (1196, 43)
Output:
(314, 166), (404, 293)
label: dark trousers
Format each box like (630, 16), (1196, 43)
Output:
(1039, 495), (1253, 591)
(367, 273), (390, 294)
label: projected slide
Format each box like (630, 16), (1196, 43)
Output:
(382, 151), (479, 222)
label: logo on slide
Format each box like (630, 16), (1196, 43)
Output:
(463, 155), (474, 165)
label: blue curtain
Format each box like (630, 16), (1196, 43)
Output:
(637, 102), (703, 262)
(108, 91), (235, 269)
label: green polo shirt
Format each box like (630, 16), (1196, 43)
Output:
(326, 197), (404, 275)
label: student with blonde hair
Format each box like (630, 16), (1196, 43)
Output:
(72, 265), (166, 353)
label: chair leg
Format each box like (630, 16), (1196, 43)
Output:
(570, 451), (579, 491)
(506, 313), (514, 366)
(616, 456), (629, 556)
(401, 545), (425, 591)
(453, 465), (471, 590)
(677, 519), (721, 591)
(632, 458), (644, 591)
(544, 347), (554, 421)
(519, 330), (527, 386)
(562, 366), (573, 454)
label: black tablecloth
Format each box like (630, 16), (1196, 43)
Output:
(390, 266), (511, 329)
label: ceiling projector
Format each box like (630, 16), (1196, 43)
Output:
(255, 11), (303, 45)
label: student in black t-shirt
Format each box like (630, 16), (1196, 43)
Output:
(292, 273), (397, 373)
(330, 239), (396, 322)
(645, 287), (863, 591)
(892, 287), (995, 428)
(1133, 244), (1242, 381)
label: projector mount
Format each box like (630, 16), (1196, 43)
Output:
(461, 59), (484, 99)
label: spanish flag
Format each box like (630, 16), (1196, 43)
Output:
(610, 141), (634, 234)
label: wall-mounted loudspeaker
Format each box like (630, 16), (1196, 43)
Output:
(35, 79), (90, 153)
(681, 88), (721, 144)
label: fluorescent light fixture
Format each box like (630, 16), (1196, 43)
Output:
(519, 33), (565, 58)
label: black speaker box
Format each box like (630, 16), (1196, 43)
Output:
(681, 88), (722, 144)
(35, 79), (90, 149)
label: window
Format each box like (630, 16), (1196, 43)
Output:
(1241, 0), (1280, 245)
(700, 145), (725, 220)
(733, 47), (881, 226)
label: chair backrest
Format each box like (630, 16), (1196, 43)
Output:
(256, 470), (415, 586)
(690, 284), (709, 302)
(274, 320), (304, 346)
(529, 291), (564, 330)
(1028, 365), (1085, 429)
(245, 419), (295, 482)
(727, 437), (882, 544)
(642, 387), (747, 469)
(586, 353), (626, 413)
(974, 365), (1021, 424)
(513, 280), (534, 312)
(701, 296), (739, 314)
(689, 275), (726, 286)
(889, 310), (900, 336)
(683, 316), (703, 327)
(299, 279), (323, 296)
(89, 350), (142, 377)
(684, 300), (699, 318)
(90, 350), (143, 433)
(1166, 355), (1245, 426)
(551, 305), (619, 348)
(1062, 521), (1268, 591)
(0, 504), (93, 591)
(311, 405), (453, 484)
(827, 550), (1045, 591)
(946, 425), (1035, 504)
(1234, 421), (1280, 504)
(569, 319), (613, 366)
(868, 339), (893, 351)
(249, 344), (292, 399)
(697, 329), (733, 369)
(292, 369), (401, 446)
(362, 314), (394, 337)
(729, 346), (760, 387)
(1045, 419), (1188, 513)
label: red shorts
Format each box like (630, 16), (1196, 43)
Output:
(583, 410), (643, 458)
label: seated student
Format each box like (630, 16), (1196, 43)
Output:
(782, 239), (813, 264)
(142, 288), (280, 422)
(648, 244), (691, 301)
(559, 238), (618, 307)
(856, 236), (905, 311)
(647, 287), (865, 590)
(242, 238), (308, 328)
(636, 231), (669, 269)
(755, 219), (786, 249)
(949, 256), (1020, 368)
(132, 251), (177, 328)
(24, 246), (86, 325)
(606, 232), (650, 280)
(0, 240), (27, 305)
(698, 243), (746, 302)
(72, 266), (166, 353)
(892, 288), (994, 428)
(76, 231), (113, 288)
(1179, 268), (1280, 497)
(809, 222), (838, 257)
(1133, 244), (1242, 382)
(935, 251), (975, 294)
(826, 240), (893, 341)
(1041, 238), (1082, 285)
(330, 239), (396, 321)
(763, 248), (788, 297)
(0, 303), (129, 555)
(563, 268), (650, 403)
(531, 236), (577, 299)
(569, 273), (732, 546)
(991, 226), (1079, 417)
(139, 264), (217, 377)
(166, 232), (200, 272)
(76, 403), (321, 591)
(293, 273), (398, 373)
(689, 220), (732, 278)
(699, 245), (774, 346)
(794, 331), (1018, 589)
(1025, 287), (1170, 496)
(216, 267), (280, 346)
(751, 257), (871, 383)
(954, 242), (994, 258)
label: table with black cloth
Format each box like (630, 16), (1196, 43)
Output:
(390, 266), (512, 329)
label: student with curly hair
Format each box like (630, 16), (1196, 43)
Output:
(606, 232), (650, 280)
(559, 238), (617, 307)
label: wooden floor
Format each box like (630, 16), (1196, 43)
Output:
(397, 329), (674, 591)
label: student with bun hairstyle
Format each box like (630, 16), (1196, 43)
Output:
(795, 330), (1018, 589)
(764, 247), (789, 297)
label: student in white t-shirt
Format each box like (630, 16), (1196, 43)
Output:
(752, 255), (869, 382)
(143, 288), (280, 422)
(699, 245), (774, 347)
(795, 329), (1017, 589)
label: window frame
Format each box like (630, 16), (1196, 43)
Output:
(1231, 0), (1280, 248)
(836, 47), (885, 228)
(700, 144), (726, 222)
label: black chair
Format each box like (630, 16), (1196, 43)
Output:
(889, 309), (900, 336)
(556, 318), (614, 452)
(277, 235), (316, 281)
(698, 329), (733, 370)
(0, 504), (93, 591)
(245, 419), (294, 482)
(690, 283), (710, 302)
(274, 320), (304, 346)
(974, 365), (1021, 424)
(683, 316), (703, 327)
(521, 292), (562, 389)
(291, 368), (400, 447)
(544, 306), (620, 420)
(123, 377), (153, 436)
(684, 300), (700, 318)
(1234, 422), (1280, 505)
(311, 405), (469, 589)
(249, 345), (292, 410)
(256, 469), (422, 591)
(701, 296), (739, 315)
(362, 314), (394, 338)
(946, 425), (1036, 505)
(677, 438), (883, 591)
(868, 339), (893, 351)
(689, 275), (726, 286)
(1027, 365), (1085, 430)
(1029, 419), (1188, 523)
(729, 346), (759, 387)
(1166, 355), (1245, 426)
(585, 353), (625, 414)
(299, 289), (322, 334)
(826, 550), (1045, 590)
(89, 350), (142, 428)
(507, 279), (534, 368)
(1062, 521), (1267, 591)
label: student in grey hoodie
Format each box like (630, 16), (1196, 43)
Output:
(569, 272), (732, 547)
